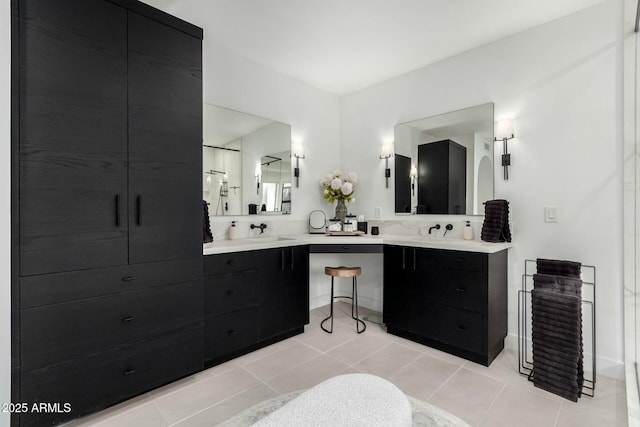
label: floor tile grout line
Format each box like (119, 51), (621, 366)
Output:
(163, 375), (266, 427)
(345, 340), (396, 368)
(553, 401), (565, 427)
(425, 364), (465, 402)
(475, 381), (508, 427)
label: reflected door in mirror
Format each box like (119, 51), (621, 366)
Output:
(417, 140), (466, 215)
(395, 154), (412, 213)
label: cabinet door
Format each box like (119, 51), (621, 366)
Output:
(127, 12), (202, 264)
(409, 248), (438, 336)
(19, 0), (128, 275)
(383, 246), (411, 330)
(286, 246), (309, 330)
(256, 248), (288, 339)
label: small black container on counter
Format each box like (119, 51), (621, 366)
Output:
(357, 221), (368, 234)
(371, 226), (379, 235)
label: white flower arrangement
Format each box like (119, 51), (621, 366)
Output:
(320, 169), (357, 203)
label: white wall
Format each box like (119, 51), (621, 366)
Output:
(341, 1), (624, 377)
(1, 0), (10, 424)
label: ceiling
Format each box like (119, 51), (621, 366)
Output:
(144, 0), (605, 95)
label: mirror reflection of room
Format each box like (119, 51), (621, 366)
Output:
(394, 102), (494, 215)
(202, 104), (292, 216)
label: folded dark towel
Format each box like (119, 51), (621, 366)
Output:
(203, 200), (213, 243)
(532, 289), (582, 313)
(536, 258), (581, 278)
(533, 273), (582, 296)
(481, 199), (512, 243)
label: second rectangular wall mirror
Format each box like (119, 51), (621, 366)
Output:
(203, 104), (292, 216)
(394, 102), (495, 215)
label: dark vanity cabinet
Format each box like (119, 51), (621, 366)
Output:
(203, 246), (309, 366)
(384, 245), (507, 366)
(13, 0), (204, 424)
(417, 139), (466, 214)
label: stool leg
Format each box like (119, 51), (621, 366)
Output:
(353, 276), (366, 334)
(321, 276), (335, 333)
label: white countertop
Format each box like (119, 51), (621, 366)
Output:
(203, 234), (511, 255)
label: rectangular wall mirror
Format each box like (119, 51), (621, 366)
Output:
(203, 104), (292, 216)
(394, 102), (494, 215)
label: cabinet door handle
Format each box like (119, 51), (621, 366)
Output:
(228, 330), (237, 336)
(115, 194), (121, 227)
(455, 287), (465, 293)
(291, 248), (294, 270)
(122, 368), (136, 376)
(122, 276), (134, 282)
(226, 259), (234, 266)
(226, 289), (235, 296)
(136, 195), (142, 225)
(281, 249), (285, 271)
(457, 325), (466, 332)
(122, 316), (135, 323)
(456, 257), (464, 263)
(413, 249), (416, 271)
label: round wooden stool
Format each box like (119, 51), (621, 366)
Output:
(321, 266), (366, 334)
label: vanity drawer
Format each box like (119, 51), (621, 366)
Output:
(437, 306), (483, 353)
(205, 307), (259, 361)
(20, 327), (202, 427)
(435, 269), (483, 311)
(205, 251), (256, 275)
(439, 250), (484, 273)
(21, 280), (203, 370)
(205, 270), (259, 317)
(20, 257), (203, 308)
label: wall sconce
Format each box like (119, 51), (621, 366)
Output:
(495, 118), (515, 180)
(380, 143), (394, 188)
(254, 163), (262, 195)
(409, 164), (418, 196)
(292, 142), (305, 188)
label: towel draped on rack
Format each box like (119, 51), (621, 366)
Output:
(531, 259), (583, 402)
(203, 200), (213, 243)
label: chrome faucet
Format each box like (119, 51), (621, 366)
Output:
(428, 224), (441, 235)
(251, 223), (267, 234)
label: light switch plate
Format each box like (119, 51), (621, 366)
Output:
(374, 207), (382, 219)
(544, 206), (558, 223)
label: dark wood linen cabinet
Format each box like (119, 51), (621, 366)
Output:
(12, 0), (204, 424)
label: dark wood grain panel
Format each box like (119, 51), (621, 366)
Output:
(20, 327), (203, 426)
(19, 0), (128, 276)
(205, 307), (259, 362)
(204, 270), (259, 317)
(128, 11), (202, 264)
(20, 257), (203, 308)
(21, 280), (202, 369)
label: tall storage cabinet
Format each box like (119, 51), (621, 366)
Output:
(12, 0), (204, 425)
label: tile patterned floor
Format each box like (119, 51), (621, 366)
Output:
(70, 304), (627, 427)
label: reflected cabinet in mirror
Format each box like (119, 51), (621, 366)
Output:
(394, 103), (494, 215)
(203, 104), (292, 216)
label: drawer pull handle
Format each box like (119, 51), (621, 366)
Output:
(455, 288), (465, 293)
(122, 276), (134, 282)
(122, 316), (135, 323)
(123, 368), (136, 376)
(457, 326), (466, 332)
(226, 259), (234, 266)
(226, 289), (235, 296)
(456, 257), (465, 263)
(228, 330), (237, 336)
